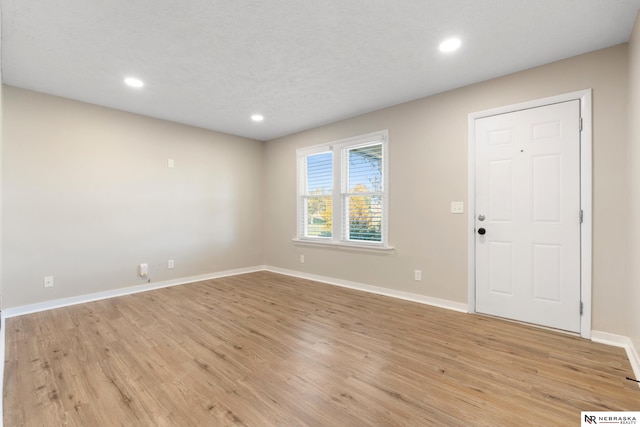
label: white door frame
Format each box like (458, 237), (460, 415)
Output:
(467, 89), (592, 339)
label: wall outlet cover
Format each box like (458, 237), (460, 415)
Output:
(44, 276), (54, 288)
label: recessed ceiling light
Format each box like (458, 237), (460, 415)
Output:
(251, 114), (264, 122)
(439, 38), (462, 53)
(124, 77), (144, 88)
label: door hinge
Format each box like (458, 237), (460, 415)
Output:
(580, 301), (584, 315)
(580, 209), (584, 223)
(579, 117), (583, 131)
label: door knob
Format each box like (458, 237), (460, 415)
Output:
(478, 228), (486, 235)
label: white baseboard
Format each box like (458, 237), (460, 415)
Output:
(264, 265), (469, 313)
(591, 330), (631, 347)
(628, 340), (640, 387)
(591, 331), (640, 387)
(2, 265), (266, 318)
(0, 314), (5, 427)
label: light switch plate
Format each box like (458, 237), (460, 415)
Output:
(451, 201), (464, 214)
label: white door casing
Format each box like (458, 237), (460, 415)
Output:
(468, 90), (592, 338)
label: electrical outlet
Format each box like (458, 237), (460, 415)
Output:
(44, 276), (54, 288)
(168, 158), (175, 168)
(414, 270), (422, 281)
(300, 255), (305, 264)
(168, 259), (174, 269)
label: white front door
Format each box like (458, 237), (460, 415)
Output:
(475, 100), (581, 332)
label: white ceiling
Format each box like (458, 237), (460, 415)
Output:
(2, 1), (640, 141)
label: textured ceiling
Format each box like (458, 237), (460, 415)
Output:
(2, 0), (640, 141)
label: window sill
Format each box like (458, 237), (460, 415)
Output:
(292, 238), (395, 254)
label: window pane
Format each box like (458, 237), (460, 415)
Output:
(297, 130), (387, 246)
(306, 152), (332, 194)
(305, 195), (332, 237)
(345, 193), (382, 242)
(348, 144), (382, 193)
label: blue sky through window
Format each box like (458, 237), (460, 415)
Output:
(306, 152), (332, 194)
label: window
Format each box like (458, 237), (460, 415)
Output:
(297, 130), (389, 249)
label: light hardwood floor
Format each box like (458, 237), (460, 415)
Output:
(4, 271), (639, 426)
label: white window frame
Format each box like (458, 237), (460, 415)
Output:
(295, 130), (392, 252)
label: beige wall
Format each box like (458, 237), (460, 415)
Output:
(0, 15), (3, 313)
(2, 86), (264, 308)
(628, 13), (640, 353)
(265, 44), (629, 335)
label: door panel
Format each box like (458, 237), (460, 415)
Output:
(532, 244), (562, 302)
(489, 242), (513, 295)
(475, 100), (581, 332)
(532, 154), (562, 222)
(488, 159), (513, 221)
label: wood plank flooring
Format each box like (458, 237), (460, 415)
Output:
(4, 271), (639, 426)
